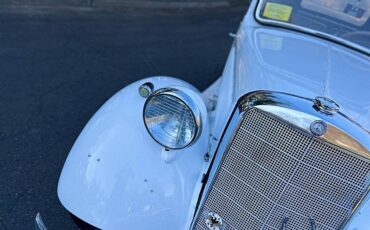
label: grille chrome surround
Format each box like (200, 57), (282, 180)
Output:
(193, 106), (370, 230)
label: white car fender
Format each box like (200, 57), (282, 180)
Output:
(58, 76), (209, 230)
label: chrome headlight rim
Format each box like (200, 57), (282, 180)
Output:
(143, 87), (202, 150)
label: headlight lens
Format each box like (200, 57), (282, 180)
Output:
(144, 88), (201, 149)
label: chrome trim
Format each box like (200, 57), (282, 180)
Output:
(313, 96), (340, 115)
(192, 91), (370, 229)
(143, 86), (202, 150)
(255, 104), (370, 156)
(254, 0), (370, 55)
(241, 92), (370, 158)
(205, 212), (223, 230)
(138, 82), (154, 98)
(35, 213), (47, 230)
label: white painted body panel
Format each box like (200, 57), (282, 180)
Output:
(210, 0), (370, 142)
(58, 77), (209, 230)
(344, 195), (370, 230)
(58, 0), (370, 228)
(212, 47), (237, 142)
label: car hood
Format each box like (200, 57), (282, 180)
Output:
(234, 25), (370, 133)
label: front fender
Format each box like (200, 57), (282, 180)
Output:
(57, 76), (209, 229)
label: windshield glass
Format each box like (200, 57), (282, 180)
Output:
(256, 0), (370, 54)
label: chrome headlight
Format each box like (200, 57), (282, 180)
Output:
(143, 88), (201, 149)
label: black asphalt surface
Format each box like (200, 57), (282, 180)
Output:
(0, 4), (247, 229)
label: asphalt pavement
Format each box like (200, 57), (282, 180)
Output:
(0, 4), (247, 229)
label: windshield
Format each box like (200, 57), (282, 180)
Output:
(256, 0), (370, 54)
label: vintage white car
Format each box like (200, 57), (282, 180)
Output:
(56, 0), (370, 229)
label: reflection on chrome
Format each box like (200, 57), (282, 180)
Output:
(242, 92), (370, 159)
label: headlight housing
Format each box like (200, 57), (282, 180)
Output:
(143, 87), (202, 149)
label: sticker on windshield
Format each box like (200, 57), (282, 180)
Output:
(344, 4), (366, 19)
(263, 2), (293, 22)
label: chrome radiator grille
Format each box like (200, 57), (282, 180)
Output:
(194, 109), (370, 230)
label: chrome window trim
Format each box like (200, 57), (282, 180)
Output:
(192, 90), (370, 229)
(143, 87), (202, 150)
(254, 0), (370, 56)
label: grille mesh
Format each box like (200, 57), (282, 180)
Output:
(193, 108), (370, 230)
